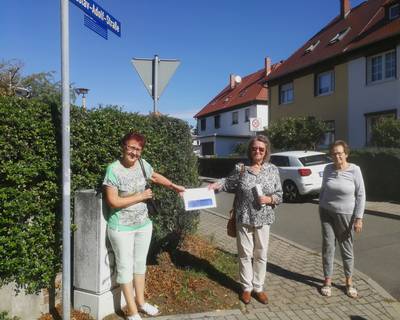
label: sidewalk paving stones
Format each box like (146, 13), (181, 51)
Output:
(188, 209), (400, 320)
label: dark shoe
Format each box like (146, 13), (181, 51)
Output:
(240, 291), (251, 304)
(254, 291), (269, 304)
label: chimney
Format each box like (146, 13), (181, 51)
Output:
(230, 74), (235, 89)
(340, 0), (351, 19)
(265, 57), (272, 76)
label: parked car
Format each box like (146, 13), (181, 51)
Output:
(270, 151), (332, 202)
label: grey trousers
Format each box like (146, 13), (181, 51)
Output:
(319, 207), (354, 278)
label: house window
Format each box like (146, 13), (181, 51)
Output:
(365, 110), (396, 145)
(200, 118), (206, 131)
(279, 82), (294, 104)
(316, 71), (334, 96)
(367, 49), (397, 83)
(389, 4), (400, 20)
(232, 111), (238, 125)
(214, 115), (220, 129)
(320, 120), (335, 146)
(201, 142), (214, 156)
(245, 108), (250, 122)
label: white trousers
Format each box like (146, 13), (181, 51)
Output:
(236, 223), (270, 292)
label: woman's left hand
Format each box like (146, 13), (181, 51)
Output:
(171, 183), (185, 193)
(259, 195), (273, 205)
(354, 218), (363, 233)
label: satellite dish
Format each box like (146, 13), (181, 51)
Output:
(234, 75), (242, 84)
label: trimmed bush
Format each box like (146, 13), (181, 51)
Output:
(265, 116), (327, 150)
(370, 117), (400, 148)
(0, 97), (199, 292)
(0, 97), (60, 293)
(349, 148), (400, 201)
(198, 157), (248, 178)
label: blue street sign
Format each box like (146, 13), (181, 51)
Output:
(70, 0), (121, 37)
(84, 14), (108, 39)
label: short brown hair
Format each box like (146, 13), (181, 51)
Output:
(247, 135), (271, 163)
(121, 132), (146, 149)
(329, 140), (350, 155)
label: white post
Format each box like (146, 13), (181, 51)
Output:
(60, 0), (71, 319)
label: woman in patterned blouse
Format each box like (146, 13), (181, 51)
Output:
(209, 135), (283, 305)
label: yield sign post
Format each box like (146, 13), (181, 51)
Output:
(132, 55), (180, 113)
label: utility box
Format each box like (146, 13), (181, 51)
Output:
(73, 190), (125, 319)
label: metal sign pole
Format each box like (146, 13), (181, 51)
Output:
(60, 0), (71, 319)
(152, 55), (159, 113)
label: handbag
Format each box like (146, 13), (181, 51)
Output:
(138, 158), (160, 215)
(227, 208), (236, 238)
(226, 164), (245, 238)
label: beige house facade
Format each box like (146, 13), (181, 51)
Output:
(269, 63), (348, 145)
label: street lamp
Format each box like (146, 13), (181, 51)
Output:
(75, 87), (89, 111)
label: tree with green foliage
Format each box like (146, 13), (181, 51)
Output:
(265, 116), (327, 150)
(0, 59), (75, 103)
(370, 117), (400, 148)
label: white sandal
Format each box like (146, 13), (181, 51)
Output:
(320, 285), (332, 297)
(139, 302), (160, 316)
(346, 285), (358, 298)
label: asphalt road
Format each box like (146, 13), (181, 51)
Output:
(209, 190), (400, 300)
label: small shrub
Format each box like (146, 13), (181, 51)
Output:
(265, 116), (327, 150)
(370, 117), (400, 148)
(0, 311), (20, 320)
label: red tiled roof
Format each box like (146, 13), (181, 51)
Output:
(268, 0), (400, 81)
(195, 63), (282, 118)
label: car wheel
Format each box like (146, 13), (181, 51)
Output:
(283, 181), (300, 203)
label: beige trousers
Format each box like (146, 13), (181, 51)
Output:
(236, 223), (270, 292)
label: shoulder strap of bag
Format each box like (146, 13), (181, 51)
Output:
(232, 163), (245, 210)
(138, 158), (159, 214)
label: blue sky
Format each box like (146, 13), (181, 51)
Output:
(1, 0), (364, 126)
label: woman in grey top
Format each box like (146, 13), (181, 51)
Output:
(319, 140), (365, 299)
(209, 135), (282, 305)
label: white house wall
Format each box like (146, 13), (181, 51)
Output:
(348, 44), (400, 148)
(197, 104), (269, 136)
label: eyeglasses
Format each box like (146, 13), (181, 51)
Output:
(251, 147), (265, 153)
(125, 145), (142, 152)
(331, 151), (345, 157)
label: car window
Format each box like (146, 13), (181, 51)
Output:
(270, 155), (290, 167)
(299, 154), (331, 166)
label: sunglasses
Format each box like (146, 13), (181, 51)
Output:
(251, 147), (265, 153)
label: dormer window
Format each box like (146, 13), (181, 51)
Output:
(305, 40), (320, 54)
(389, 4), (400, 20)
(329, 27), (351, 44)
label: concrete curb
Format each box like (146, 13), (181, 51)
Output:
(153, 308), (242, 319)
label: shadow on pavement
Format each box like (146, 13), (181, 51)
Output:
(267, 262), (342, 291)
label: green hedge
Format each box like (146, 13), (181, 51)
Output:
(0, 96), (199, 293)
(349, 148), (400, 202)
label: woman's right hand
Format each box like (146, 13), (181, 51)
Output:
(141, 188), (153, 201)
(208, 182), (221, 191)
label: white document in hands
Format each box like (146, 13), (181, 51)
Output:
(183, 188), (217, 211)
